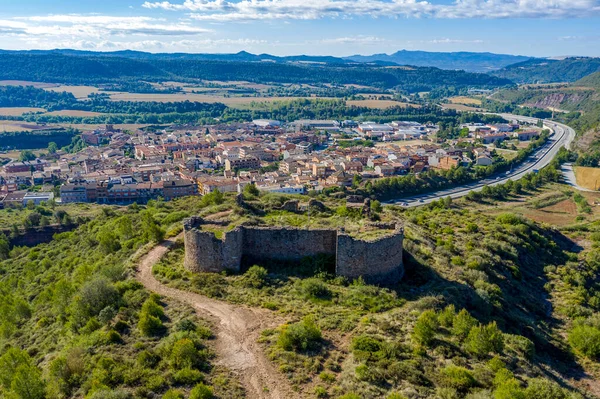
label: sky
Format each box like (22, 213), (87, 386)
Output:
(0, 0), (599, 57)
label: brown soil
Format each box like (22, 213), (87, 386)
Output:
(135, 235), (297, 399)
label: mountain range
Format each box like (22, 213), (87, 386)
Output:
(0, 49), (532, 72)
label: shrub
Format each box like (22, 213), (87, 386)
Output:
(171, 338), (201, 370)
(452, 309), (477, 341)
(163, 389), (185, 399)
(568, 324), (600, 358)
(439, 305), (456, 327)
(299, 278), (331, 300)
(319, 371), (336, 383)
(173, 368), (204, 385)
(241, 265), (268, 289)
(504, 334), (535, 360)
(440, 365), (477, 391)
(351, 335), (384, 361)
(278, 316), (322, 352)
(105, 329), (123, 344)
(138, 313), (165, 337)
(412, 310), (438, 347)
(141, 298), (165, 319)
(189, 383), (214, 399)
(493, 379), (525, 399)
(466, 322), (504, 358)
(524, 378), (568, 399)
(314, 385), (328, 398)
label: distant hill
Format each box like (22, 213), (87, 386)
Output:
(575, 71), (600, 88)
(492, 57), (600, 84)
(0, 51), (514, 93)
(345, 50), (532, 72)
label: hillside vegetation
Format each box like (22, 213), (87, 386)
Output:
(492, 57), (600, 84)
(0, 53), (513, 93)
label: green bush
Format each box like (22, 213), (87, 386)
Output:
(141, 298), (165, 319)
(173, 368), (204, 385)
(524, 378), (569, 399)
(494, 378), (524, 399)
(171, 338), (201, 370)
(466, 322), (504, 358)
(452, 309), (477, 341)
(241, 265), (269, 288)
(568, 323), (600, 358)
(439, 304), (456, 327)
(138, 313), (165, 337)
(278, 316), (322, 352)
(351, 335), (385, 361)
(440, 364), (477, 391)
(299, 278), (331, 300)
(163, 389), (185, 399)
(189, 383), (214, 399)
(411, 310), (439, 347)
(504, 334), (535, 360)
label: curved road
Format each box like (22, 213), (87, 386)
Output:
(385, 114), (577, 207)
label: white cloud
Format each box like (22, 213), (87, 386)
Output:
(2, 14), (211, 40)
(142, 0), (600, 21)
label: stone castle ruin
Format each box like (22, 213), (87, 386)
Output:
(183, 217), (404, 284)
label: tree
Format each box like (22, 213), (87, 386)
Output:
(0, 233), (9, 260)
(19, 150), (36, 162)
(243, 183), (260, 197)
(10, 364), (46, 399)
(452, 309), (477, 341)
(466, 322), (505, 358)
(48, 141), (58, 154)
(412, 310), (439, 347)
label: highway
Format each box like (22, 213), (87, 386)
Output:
(384, 114), (577, 207)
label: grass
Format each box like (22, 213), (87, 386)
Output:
(574, 166), (600, 190)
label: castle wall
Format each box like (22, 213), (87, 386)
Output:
(183, 217), (404, 284)
(242, 227), (337, 261)
(336, 229), (404, 284)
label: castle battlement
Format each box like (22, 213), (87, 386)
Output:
(183, 217), (404, 284)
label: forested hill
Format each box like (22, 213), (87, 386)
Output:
(345, 50), (532, 72)
(575, 71), (600, 88)
(491, 57), (600, 84)
(0, 52), (514, 93)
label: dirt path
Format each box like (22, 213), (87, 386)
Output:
(135, 235), (297, 399)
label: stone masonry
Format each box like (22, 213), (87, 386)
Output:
(183, 217), (404, 284)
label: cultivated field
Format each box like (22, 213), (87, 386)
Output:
(346, 99), (419, 109)
(0, 120), (53, 132)
(0, 107), (46, 116)
(448, 96), (483, 105)
(44, 85), (99, 98)
(575, 166), (600, 190)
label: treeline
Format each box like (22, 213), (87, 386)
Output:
(0, 53), (514, 92)
(0, 128), (79, 150)
(365, 131), (550, 201)
(481, 98), (553, 119)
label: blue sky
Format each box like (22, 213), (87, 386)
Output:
(0, 0), (599, 57)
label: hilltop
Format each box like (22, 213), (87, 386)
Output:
(491, 57), (600, 84)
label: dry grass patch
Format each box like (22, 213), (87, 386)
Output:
(0, 107), (46, 116)
(442, 103), (483, 112)
(448, 96), (482, 105)
(574, 166), (600, 191)
(44, 85), (99, 98)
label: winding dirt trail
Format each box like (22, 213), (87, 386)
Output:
(135, 235), (298, 399)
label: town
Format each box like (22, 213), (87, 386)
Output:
(0, 118), (542, 207)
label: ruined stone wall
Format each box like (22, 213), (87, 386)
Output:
(336, 228), (404, 284)
(183, 217), (404, 284)
(242, 227), (337, 262)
